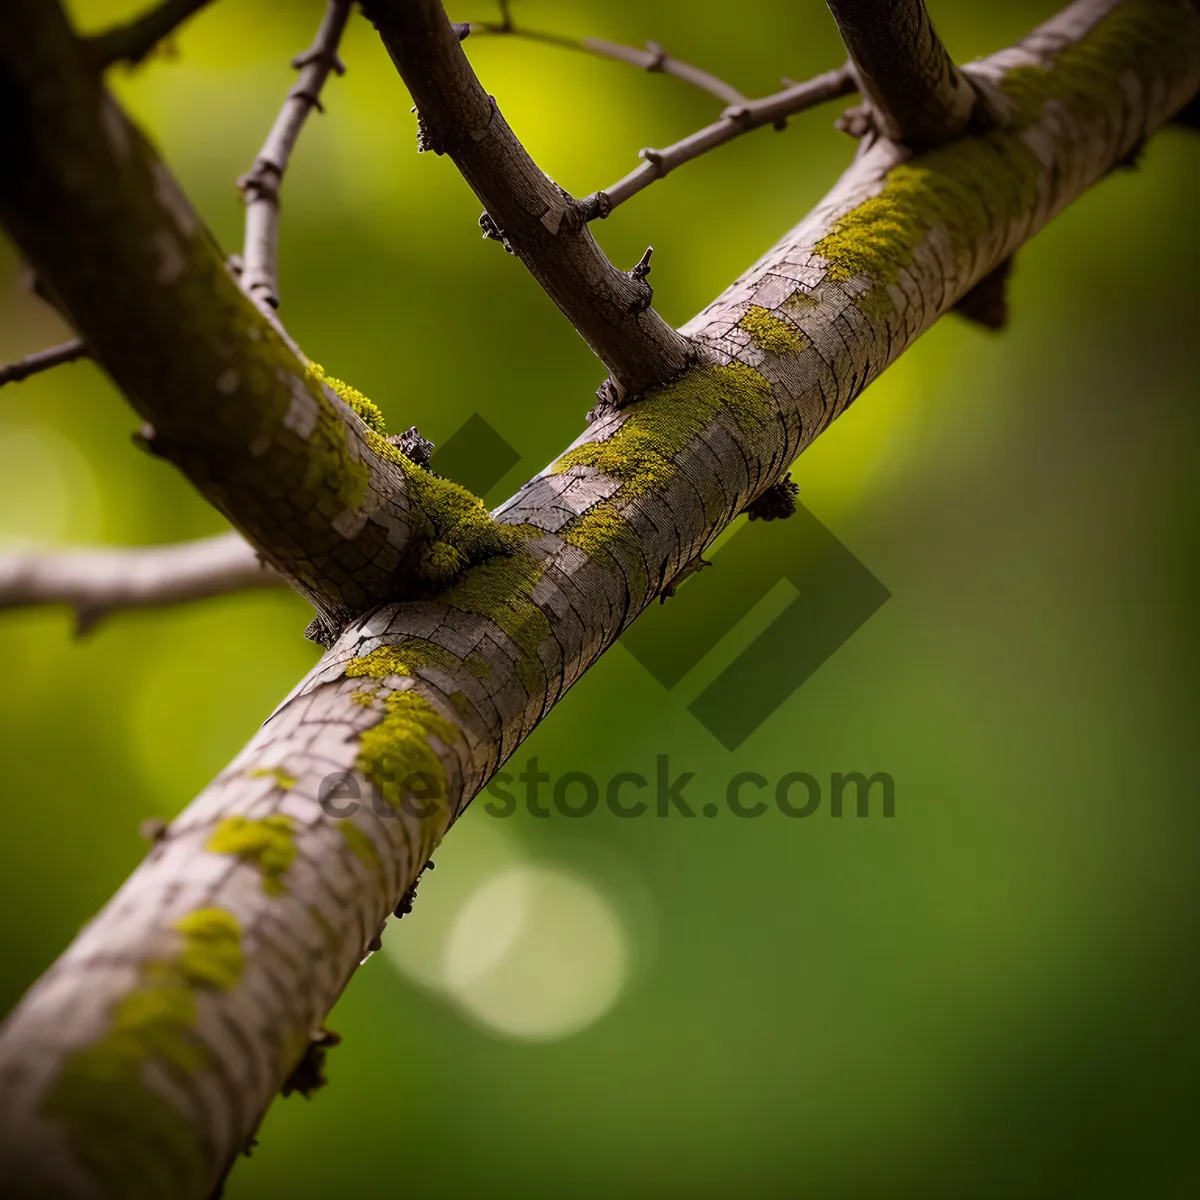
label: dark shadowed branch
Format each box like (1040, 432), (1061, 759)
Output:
(0, 339), (87, 388)
(825, 0), (978, 146)
(360, 0), (695, 401)
(238, 0), (352, 309)
(87, 0), (217, 68)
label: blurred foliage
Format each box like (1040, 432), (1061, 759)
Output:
(2, 1), (1198, 1197)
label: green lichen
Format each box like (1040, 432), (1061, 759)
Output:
(813, 0), (1192, 313)
(444, 551), (550, 693)
(307, 361), (385, 434)
(250, 766), (297, 790)
(339, 822), (380, 869)
(737, 305), (805, 355)
(40, 909), (244, 1197)
(346, 640), (464, 680)
(549, 362), (774, 581)
(206, 815), (296, 897)
(345, 649), (462, 811)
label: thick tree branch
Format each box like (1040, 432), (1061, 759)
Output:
(0, 1), (1197, 1196)
(0, 338), (88, 387)
(0, 533), (283, 634)
(0, 1), (420, 633)
(825, 0), (979, 146)
(360, 0), (696, 402)
(237, 1), (351, 309)
(87, 0), (217, 68)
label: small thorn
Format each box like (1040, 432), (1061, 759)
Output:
(138, 817), (169, 844)
(451, 22), (471, 41)
(644, 41), (668, 71)
(630, 247), (654, 281)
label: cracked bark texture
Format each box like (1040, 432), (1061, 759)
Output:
(0, 0), (1197, 1196)
(0, 2), (416, 629)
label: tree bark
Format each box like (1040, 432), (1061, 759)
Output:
(0, 0), (1196, 1196)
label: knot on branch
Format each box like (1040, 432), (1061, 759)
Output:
(578, 191), (612, 222)
(238, 159), (284, 206)
(281, 1029), (342, 1099)
(627, 246), (654, 313)
(394, 859), (435, 918)
(286, 86), (327, 115)
(835, 103), (876, 140)
(638, 147), (667, 178)
(745, 479), (799, 522)
(643, 40), (669, 72)
(661, 555), (712, 603)
(292, 45), (346, 74)
(479, 210), (514, 253)
(386, 426), (435, 469)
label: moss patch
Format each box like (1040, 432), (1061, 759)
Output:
(738, 305), (805, 355)
(345, 650), (461, 813)
(250, 766), (297, 790)
(40, 908), (244, 1197)
(813, 0), (1193, 312)
(207, 815), (296, 897)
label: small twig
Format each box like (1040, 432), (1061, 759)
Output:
(582, 65), (856, 216)
(88, 0), (217, 69)
(363, 0), (694, 402)
(471, 17), (748, 107)
(0, 339), (88, 388)
(238, 1), (352, 309)
(0, 533), (284, 635)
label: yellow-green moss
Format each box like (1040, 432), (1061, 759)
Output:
(308, 361), (385, 434)
(250, 765), (297, 790)
(40, 909), (244, 1197)
(346, 640), (464, 680)
(814, 0), (1193, 311)
(206, 815), (296, 897)
(737, 305), (805, 355)
(346, 649), (463, 810)
(339, 822), (380, 869)
(549, 361), (773, 578)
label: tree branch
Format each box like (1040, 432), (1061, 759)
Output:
(87, 0), (217, 68)
(0, 0), (420, 633)
(0, 533), (284, 634)
(360, 0), (696, 402)
(0, 338), (87, 387)
(471, 15), (748, 106)
(0, 1), (1197, 1195)
(583, 65), (856, 217)
(237, 1), (351, 309)
(825, 0), (979, 146)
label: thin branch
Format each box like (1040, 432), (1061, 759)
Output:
(361, 0), (695, 402)
(583, 65), (856, 217)
(0, 533), (284, 635)
(825, 0), (979, 147)
(471, 16), (748, 106)
(0, 338), (87, 387)
(238, 0), (352, 309)
(87, 0), (217, 68)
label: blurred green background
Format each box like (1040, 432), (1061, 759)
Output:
(2, 1), (1198, 1196)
